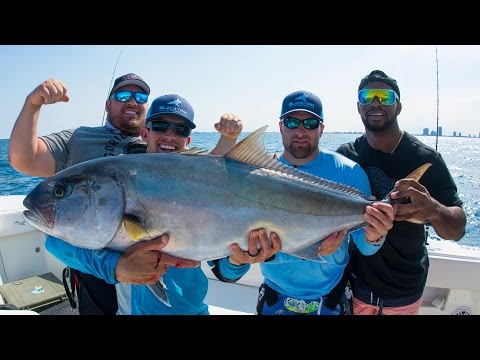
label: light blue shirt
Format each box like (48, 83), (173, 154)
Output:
(45, 236), (209, 315)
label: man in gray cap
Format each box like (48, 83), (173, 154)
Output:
(212, 90), (394, 315)
(337, 70), (466, 315)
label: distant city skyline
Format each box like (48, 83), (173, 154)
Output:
(422, 126), (479, 138)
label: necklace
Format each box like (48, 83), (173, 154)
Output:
(390, 131), (404, 154)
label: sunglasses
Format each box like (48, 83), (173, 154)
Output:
(146, 120), (191, 138)
(281, 117), (322, 130)
(111, 90), (149, 104)
(358, 89), (399, 106)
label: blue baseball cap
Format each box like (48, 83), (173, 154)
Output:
(280, 90), (324, 121)
(146, 94), (195, 129)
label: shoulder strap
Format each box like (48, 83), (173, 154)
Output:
(324, 235), (355, 311)
(62, 267), (77, 310)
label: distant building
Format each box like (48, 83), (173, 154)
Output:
(438, 126), (442, 136)
(423, 128), (429, 135)
(453, 131), (457, 137)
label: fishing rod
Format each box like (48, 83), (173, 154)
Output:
(426, 46), (440, 245)
(102, 49), (123, 125)
(435, 45), (439, 151)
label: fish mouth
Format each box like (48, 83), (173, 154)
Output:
(23, 197), (54, 230)
(23, 209), (52, 231)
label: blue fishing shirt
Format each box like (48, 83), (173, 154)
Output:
(45, 236), (209, 315)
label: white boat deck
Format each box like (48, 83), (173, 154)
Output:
(1, 194), (480, 315)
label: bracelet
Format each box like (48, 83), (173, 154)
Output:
(366, 235), (386, 246)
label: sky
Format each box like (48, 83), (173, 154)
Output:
(1, 45), (479, 139)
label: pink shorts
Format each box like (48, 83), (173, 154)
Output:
(352, 296), (423, 315)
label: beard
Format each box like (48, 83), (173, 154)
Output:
(362, 112), (397, 132)
(283, 138), (319, 159)
(107, 114), (145, 136)
(117, 120), (144, 135)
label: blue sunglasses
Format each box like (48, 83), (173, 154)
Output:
(111, 90), (148, 104)
(281, 117), (322, 130)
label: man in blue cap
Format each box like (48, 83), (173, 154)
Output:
(42, 92), (278, 315)
(212, 90), (395, 315)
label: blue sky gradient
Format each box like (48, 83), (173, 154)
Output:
(2, 45), (479, 139)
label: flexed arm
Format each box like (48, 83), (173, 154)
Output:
(209, 113), (243, 155)
(9, 79), (69, 176)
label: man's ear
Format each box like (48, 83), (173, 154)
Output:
(396, 102), (402, 116)
(140, 127), (148, 141)
(319, 123), (325, 136)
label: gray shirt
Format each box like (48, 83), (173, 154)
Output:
(41, 126), (146, 173)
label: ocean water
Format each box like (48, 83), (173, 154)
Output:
(1, 133), (478, 246)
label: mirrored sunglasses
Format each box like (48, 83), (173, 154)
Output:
(358, 88), (399, 106)
(146, 120), (191, 138)
(281, 117), (322, 130)
(111, 90), (149, 104)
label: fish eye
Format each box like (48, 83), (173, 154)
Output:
(53, 186), (66, 198)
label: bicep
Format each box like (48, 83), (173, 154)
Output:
(28, 138), (56, 176)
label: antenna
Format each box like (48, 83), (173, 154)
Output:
(435, 45), (439, 151)
(102, 49), (123, 125)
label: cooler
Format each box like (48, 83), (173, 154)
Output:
(0, 272), (67, 312)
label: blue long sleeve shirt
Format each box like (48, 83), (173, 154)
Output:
(45, 236), (209, 315)
(215, 149), (382, 299)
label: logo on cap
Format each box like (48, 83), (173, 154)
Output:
(289, 92), (315, 110)
(295, 93), (309, 102)
(121, 73), (142, 81)
(168, 98), (182, 107)
(156, 97), (188, 118)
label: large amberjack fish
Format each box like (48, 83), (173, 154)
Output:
(23, 126), (431, 306)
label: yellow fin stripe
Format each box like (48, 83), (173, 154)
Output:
(123, 217), (149, 241)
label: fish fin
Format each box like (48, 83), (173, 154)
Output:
(225, 126), (367, 197)
(405, 163), (432, 182)
(147, 278), (171, 307)
(287, 241), (328, 263)
(123, 216), (149, 241)
(177, 147), (209, 155)
(384, 163), (433, 204)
